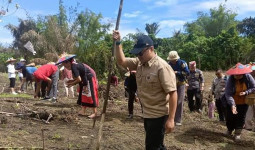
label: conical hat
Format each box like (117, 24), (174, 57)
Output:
(226, 63), (252, 75)
(56, 53), (76, 65)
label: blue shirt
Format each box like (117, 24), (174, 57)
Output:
(169, 59), (190, 83)
(26, 66), (37, 75)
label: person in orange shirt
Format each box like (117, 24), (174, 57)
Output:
(224, 63), (255, 141)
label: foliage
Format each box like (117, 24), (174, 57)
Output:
(75, 10), (112, 78)
(237, 17), (255, 37)
(185, 4), (237, 37)
(3, 2), (255, 76)
(145, 22), (160, 38)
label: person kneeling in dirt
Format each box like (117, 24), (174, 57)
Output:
(224, 63), (255, 141)
(113, 31), (177, 150)
(32, 63), (59, 103)
(56, 53), (99, 119)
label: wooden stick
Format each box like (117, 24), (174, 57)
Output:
(96, 0), (124, 149)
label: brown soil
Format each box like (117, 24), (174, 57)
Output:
(0, 72), (254, 150)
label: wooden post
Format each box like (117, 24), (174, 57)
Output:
(96, 0), (124, 149)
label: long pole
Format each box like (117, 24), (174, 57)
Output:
(96, 0), (124, 149)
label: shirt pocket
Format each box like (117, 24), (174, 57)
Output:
(195, 72), (200, 78)
(145, 73), (159, 88)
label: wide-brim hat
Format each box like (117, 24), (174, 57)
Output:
(167, 51), (180, 61)
(6, 57), (16, 63)
(226, 63), (252, 75)
(56, 53), (76, 65)
(20, 58), (26, 62)
(130, 35), (153, 55)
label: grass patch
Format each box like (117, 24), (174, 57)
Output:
(0, 93), (33, 98)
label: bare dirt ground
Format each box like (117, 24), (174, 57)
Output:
(0, 72), (255, 150)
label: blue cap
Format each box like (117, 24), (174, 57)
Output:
(130, 35), (153, 55)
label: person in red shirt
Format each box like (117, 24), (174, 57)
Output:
(33, 63), (59, 102)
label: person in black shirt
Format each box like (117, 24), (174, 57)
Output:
(56, 54), (99, 118)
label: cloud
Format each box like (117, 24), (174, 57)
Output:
(124, 11), (142, 18)
(225, 0), (255, 15)
(0, 37), (13, 45)
(108, 24), (137, 38)
(154, 0), (178, 7)
(194, 0), (221, 11)
(194, 0), (255, 14)
(139, 0), (152, 2)
(159, 20), (186, 29)
(157, 19), (187, 37)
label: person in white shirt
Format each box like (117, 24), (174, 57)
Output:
(6, 58), (18, 95)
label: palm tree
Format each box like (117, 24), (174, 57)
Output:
(145, 22), (160, 37)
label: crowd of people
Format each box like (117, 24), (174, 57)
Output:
(112, 30), (255, 149)
(5, 54), (99, 119)
(4, 30), (255, 149)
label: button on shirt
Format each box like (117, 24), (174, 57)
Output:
(187, 69), (204, 90)
(126, 56), (177, 118)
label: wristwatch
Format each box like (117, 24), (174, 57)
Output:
(116, 41), (121, 45)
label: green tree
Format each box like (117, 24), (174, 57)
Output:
(75, 10), (111, 78)
(5, 18), (37, 60)
(185, 4), (237, 37)
(145, 22), (160, 39)
(237, 17), (255, 37)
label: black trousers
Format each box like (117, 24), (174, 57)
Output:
(9, 78), (15, 88)
(144, 115), (168, 150)
(225, 104), (248, 131)
(128, 90), (136, 115)
(215, 98), (226, 121)
(187, 88), (202, 111)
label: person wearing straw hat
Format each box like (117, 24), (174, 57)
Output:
(6, 57), (18, 95)
(224, 63), (255, 141)
(16, 58), (26, 93)
(113, 30), (177, 150)
(32, 63), (59, 103)
(167, 51), (189, 126)
(56, 53), (99, 119)
(245, 63), (255, 131)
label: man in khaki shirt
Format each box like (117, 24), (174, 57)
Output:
(113, 31), (177, 150)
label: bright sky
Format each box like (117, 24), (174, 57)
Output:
(0, 0), (255, 46)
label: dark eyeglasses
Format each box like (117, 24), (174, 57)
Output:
(135, 47), (150, 57)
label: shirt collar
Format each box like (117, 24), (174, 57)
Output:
(143, 55), (157, 67)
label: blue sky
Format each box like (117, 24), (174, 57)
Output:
(0, 0), (255, 46)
